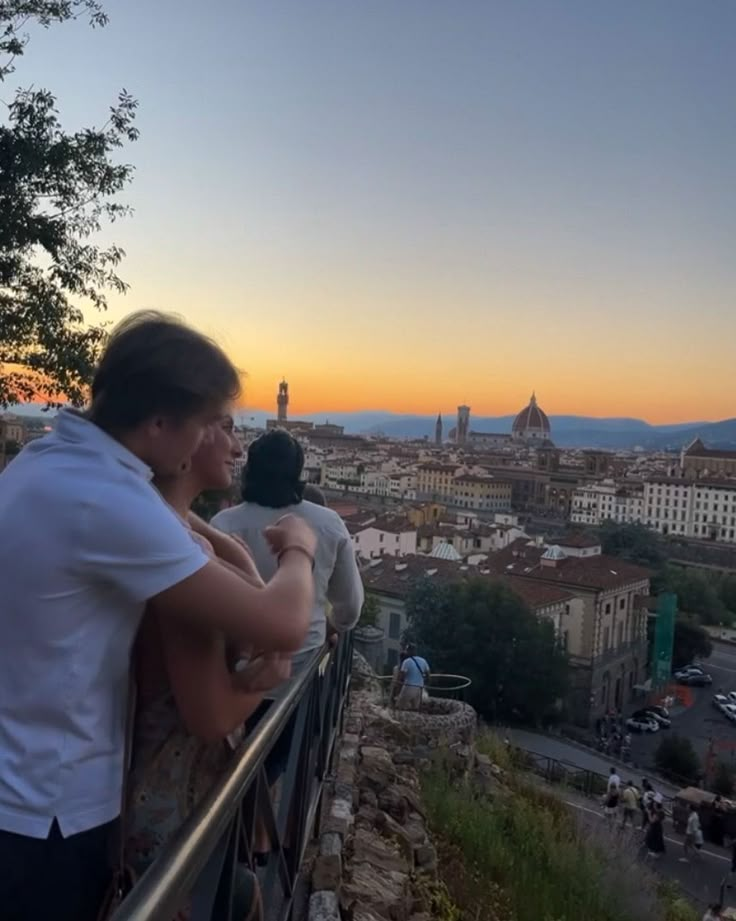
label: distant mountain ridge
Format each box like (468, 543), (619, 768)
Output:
(359, 413), (736, 450)
(8, 404), (736, 450)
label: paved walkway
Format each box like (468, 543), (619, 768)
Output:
(505, 727), (679, 796)
(560, 785), (731, 912)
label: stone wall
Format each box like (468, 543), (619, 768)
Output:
(308, 654), (477, 921)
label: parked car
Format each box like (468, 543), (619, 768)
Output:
(727, 691), (736, 705)
(631, 707), (671, 729)
(714, 694), (730, 712)
(676, 664), (706, 676)
(677, 671), (713, 686)
(724, 704), (736, 723)
(626, 715), (659, 733)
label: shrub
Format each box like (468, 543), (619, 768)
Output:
(713, 760), (736, 797)
(654, 734), (700, 785)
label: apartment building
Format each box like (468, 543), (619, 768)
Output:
(452, 473), (512, 512)
(486, 538), (651, 725)
(570, 481), (644, 527)
(347, 515), (418, 560)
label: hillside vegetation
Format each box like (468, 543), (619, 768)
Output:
(421, 731), (698, 921)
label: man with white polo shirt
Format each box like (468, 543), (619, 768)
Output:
(0, 312), (317, 921)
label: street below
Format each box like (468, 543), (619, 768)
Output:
(630, 644), (736, 772)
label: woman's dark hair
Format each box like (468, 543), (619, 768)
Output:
(90, 311), (241, 432)
(241, 429), (305, 508)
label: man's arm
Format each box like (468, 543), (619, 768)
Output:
(152, 544), (314, 653)
(326, 531), (364, 631)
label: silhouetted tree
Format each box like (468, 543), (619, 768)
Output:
(654, 734), (700, 784)
(672, 618), (712, 670)
(599, 521), (665, 568)
(358, 593), (381, 628)
(406, 577), (568, 725)
(656, 565), (730, 626)
(0, 2), (138, 407)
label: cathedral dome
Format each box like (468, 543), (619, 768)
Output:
(512, 392), (551, 442)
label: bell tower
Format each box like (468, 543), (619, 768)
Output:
(277, 379), (289, 423)
(435, 413), (443, 446)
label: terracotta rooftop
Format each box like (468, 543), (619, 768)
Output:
(685, 440), (736, 460)
(361, 554), (572, 610)
(483, 539), (651, 591)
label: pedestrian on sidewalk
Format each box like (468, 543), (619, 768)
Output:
(604, 767), (621, 826)
(645, 800), (666, 858)
(620, 781), (638, 829)
(640, 779), (655, 831)
(680, 803), (703, 862)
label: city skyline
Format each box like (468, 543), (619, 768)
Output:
(17, 0), (736, 423)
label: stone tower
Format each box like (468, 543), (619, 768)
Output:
(435, 413), (443, 446)
(456, 405), (470, 444)
(277, 379), (289, 423)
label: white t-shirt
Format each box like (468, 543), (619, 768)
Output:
(687, 811), (701, 837)
(0, 411), (208, 838)
(212, 499), (364, 668)
(607, 772), (621, 793)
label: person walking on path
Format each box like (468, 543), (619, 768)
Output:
(640, 779), (655, 831)
(681, 803), (704, 862)
(604, 767), (621, 826)
(645, 800), (666, 859)
(620, 781), (639, 829)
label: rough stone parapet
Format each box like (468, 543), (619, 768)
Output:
(308, 652), (478, 921)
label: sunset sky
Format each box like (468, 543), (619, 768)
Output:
(19, 0), (736, 422)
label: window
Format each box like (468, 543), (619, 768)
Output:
(605, 602), (611, 615)
(619, 597), (626, 610)
(389, 612), (401, 640)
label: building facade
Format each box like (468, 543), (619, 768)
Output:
(486, 540), (651, 725)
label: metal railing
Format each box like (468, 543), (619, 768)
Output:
(375, 673), (472, 709)
(112, 634), (353, 921)
(513, 747), (675, 812)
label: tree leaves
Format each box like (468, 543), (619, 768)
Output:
(0, 2), (137, 407)
(406, 577), (569, 725)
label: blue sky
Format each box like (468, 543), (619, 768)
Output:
(15, 0), (736, 420)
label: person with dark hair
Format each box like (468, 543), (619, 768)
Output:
(0, 312), (316, 921)
(213, 429), (364, 672)
(395, 643), (430, 710)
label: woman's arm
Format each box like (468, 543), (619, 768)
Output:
(158, 616), (288, 743)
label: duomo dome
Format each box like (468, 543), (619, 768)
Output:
(512, 392), (552, 444)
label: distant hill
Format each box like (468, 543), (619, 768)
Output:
(362, 413), (736, 450)
(8, 403), (736, 450)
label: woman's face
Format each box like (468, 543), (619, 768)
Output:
(191, 412), (243, 490)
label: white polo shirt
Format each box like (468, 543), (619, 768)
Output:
(0, 410), (208, 839)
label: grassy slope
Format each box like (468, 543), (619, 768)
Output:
(421, 732), (699, 921)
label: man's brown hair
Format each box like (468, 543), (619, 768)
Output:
(90, 311), (241, 431)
